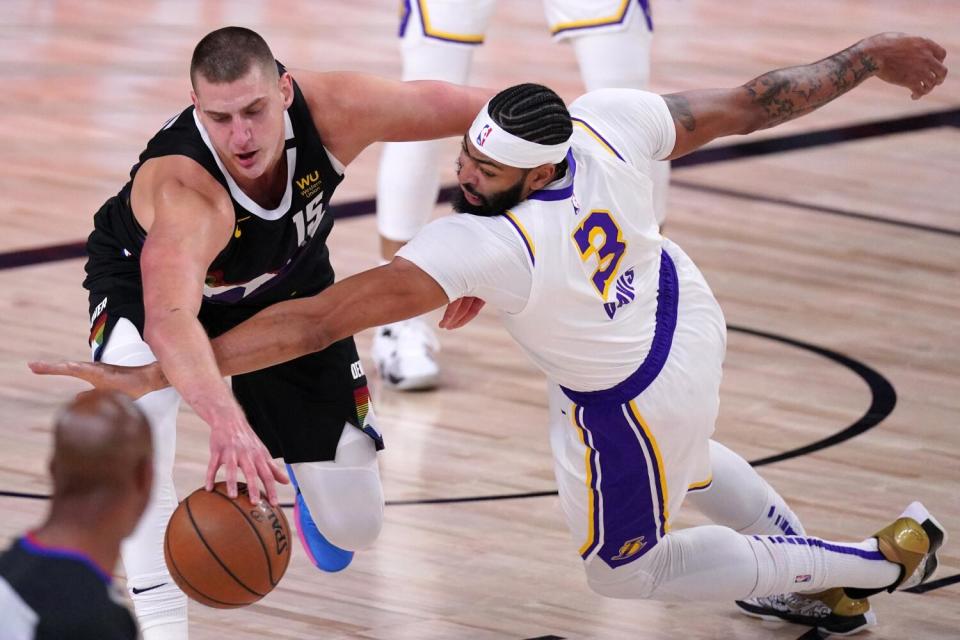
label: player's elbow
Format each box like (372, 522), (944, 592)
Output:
(729, 87), (768, 136)
(141, 318), (170, 356)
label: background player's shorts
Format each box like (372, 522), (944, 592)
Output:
(399, 0), (496, 47)
(546, 239), (725, 569)
(544, 0), (653, 41)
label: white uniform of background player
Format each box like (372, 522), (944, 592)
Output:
(374, 0), (670, 390)
(396, 89), (905, 600)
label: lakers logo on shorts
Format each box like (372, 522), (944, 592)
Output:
(611, 535), (646, 561)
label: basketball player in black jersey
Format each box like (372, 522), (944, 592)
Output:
(0, 391), (151, 640)
(65, 26), (492, 639)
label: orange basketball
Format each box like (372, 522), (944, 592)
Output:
(164, 482), (291, 608)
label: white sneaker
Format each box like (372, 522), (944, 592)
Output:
(371, 317), (440, 390)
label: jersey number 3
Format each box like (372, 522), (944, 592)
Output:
(572, 210), (626, 299)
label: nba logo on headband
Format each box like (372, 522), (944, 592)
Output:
(476, 124), (492, 147)
(468, 99), (571, 168)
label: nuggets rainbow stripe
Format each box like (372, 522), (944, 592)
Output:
(89, 312), (107, 347)
(353, 386), (370, 425)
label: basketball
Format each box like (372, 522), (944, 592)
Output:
(163, 482), (291, 608)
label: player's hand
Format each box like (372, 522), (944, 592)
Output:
(206, 406), (289, 506)
(28, 360), (164, 399)
(865, 33), (947, 99)
(439, 296), (486, 330)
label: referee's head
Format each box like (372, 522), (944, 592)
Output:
(48, 390), (153, 534)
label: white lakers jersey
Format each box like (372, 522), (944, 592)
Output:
(398, 89), (677, 392)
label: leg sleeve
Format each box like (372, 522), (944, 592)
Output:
(100, 318), (188, 639)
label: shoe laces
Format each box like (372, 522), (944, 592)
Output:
(753, 593), (831, 618)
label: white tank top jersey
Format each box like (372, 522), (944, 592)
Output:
(397, 89), (676, 392)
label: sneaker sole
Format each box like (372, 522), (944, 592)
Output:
(735, 601), (876, 636)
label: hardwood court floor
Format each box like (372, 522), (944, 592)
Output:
(1, 1), (958, 638)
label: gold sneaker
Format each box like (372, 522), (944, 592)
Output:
(736, 587), (876, 636)
(846, 501), (947, 599)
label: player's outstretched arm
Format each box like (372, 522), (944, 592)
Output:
(209, 258), (448, 375)
(31, 259), (449, 396)
(131, 158), (287, 505)
(293, 69), (494, 165)
(664, 33), (948, 159)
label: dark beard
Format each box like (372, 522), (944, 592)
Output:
(451, 180), (527, 217)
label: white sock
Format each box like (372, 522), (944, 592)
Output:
(747, 535), (900, 597)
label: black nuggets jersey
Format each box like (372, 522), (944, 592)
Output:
(83, 65), (380, 461)
(0, 536), (139, 640)
(85, 67), (343, 330)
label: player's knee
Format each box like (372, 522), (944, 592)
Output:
(582, 541), (667, 600)
(299, 469), (384, 551)
(321, 503), (383, 551)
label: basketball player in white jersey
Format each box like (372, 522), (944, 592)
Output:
(374, 0), (668, 391)
(34, 32), (948, 636)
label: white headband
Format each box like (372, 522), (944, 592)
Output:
(467, 101), (570, 168)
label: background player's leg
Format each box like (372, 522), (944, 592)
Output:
(288, 422), (384, 566)
(373, 0), (495, 391)
(100, 318), (187, 640)
(563, 3), (670, 225)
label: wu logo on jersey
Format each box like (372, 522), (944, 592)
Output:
(476, 124), (492, 147)
(295, 170), (322, 198)
(603, 268), (636, 319)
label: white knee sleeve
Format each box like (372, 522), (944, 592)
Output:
(290, 424), (384, 551)
(569, 6), (652, 92)
(101, 319), (187, 638)
(377, 140), (446, 242)
(687, 440), (806, 536)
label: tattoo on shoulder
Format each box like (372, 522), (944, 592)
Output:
(663, 94), (696, 132)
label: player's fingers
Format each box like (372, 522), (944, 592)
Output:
(452, 297), (485, 329)
(443, 297), (485, 329)
(28, 361), (96, 384)
(927, 39), (947, 62)
(224, 450), (239, 499)
(255, 457), (279, 506)
(439, 298), (467, 329)
(239, 454), (261, 505)
(464, 298), (485, 324)
(28, 361), (60, 375)
(205, 451), (221, 492)
(930, 60), (948, 84)
(269, 458), (290, 485)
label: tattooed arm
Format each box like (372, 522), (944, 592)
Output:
(664, 33), (947, 159)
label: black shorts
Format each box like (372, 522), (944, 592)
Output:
(87, 286), (382, 463)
